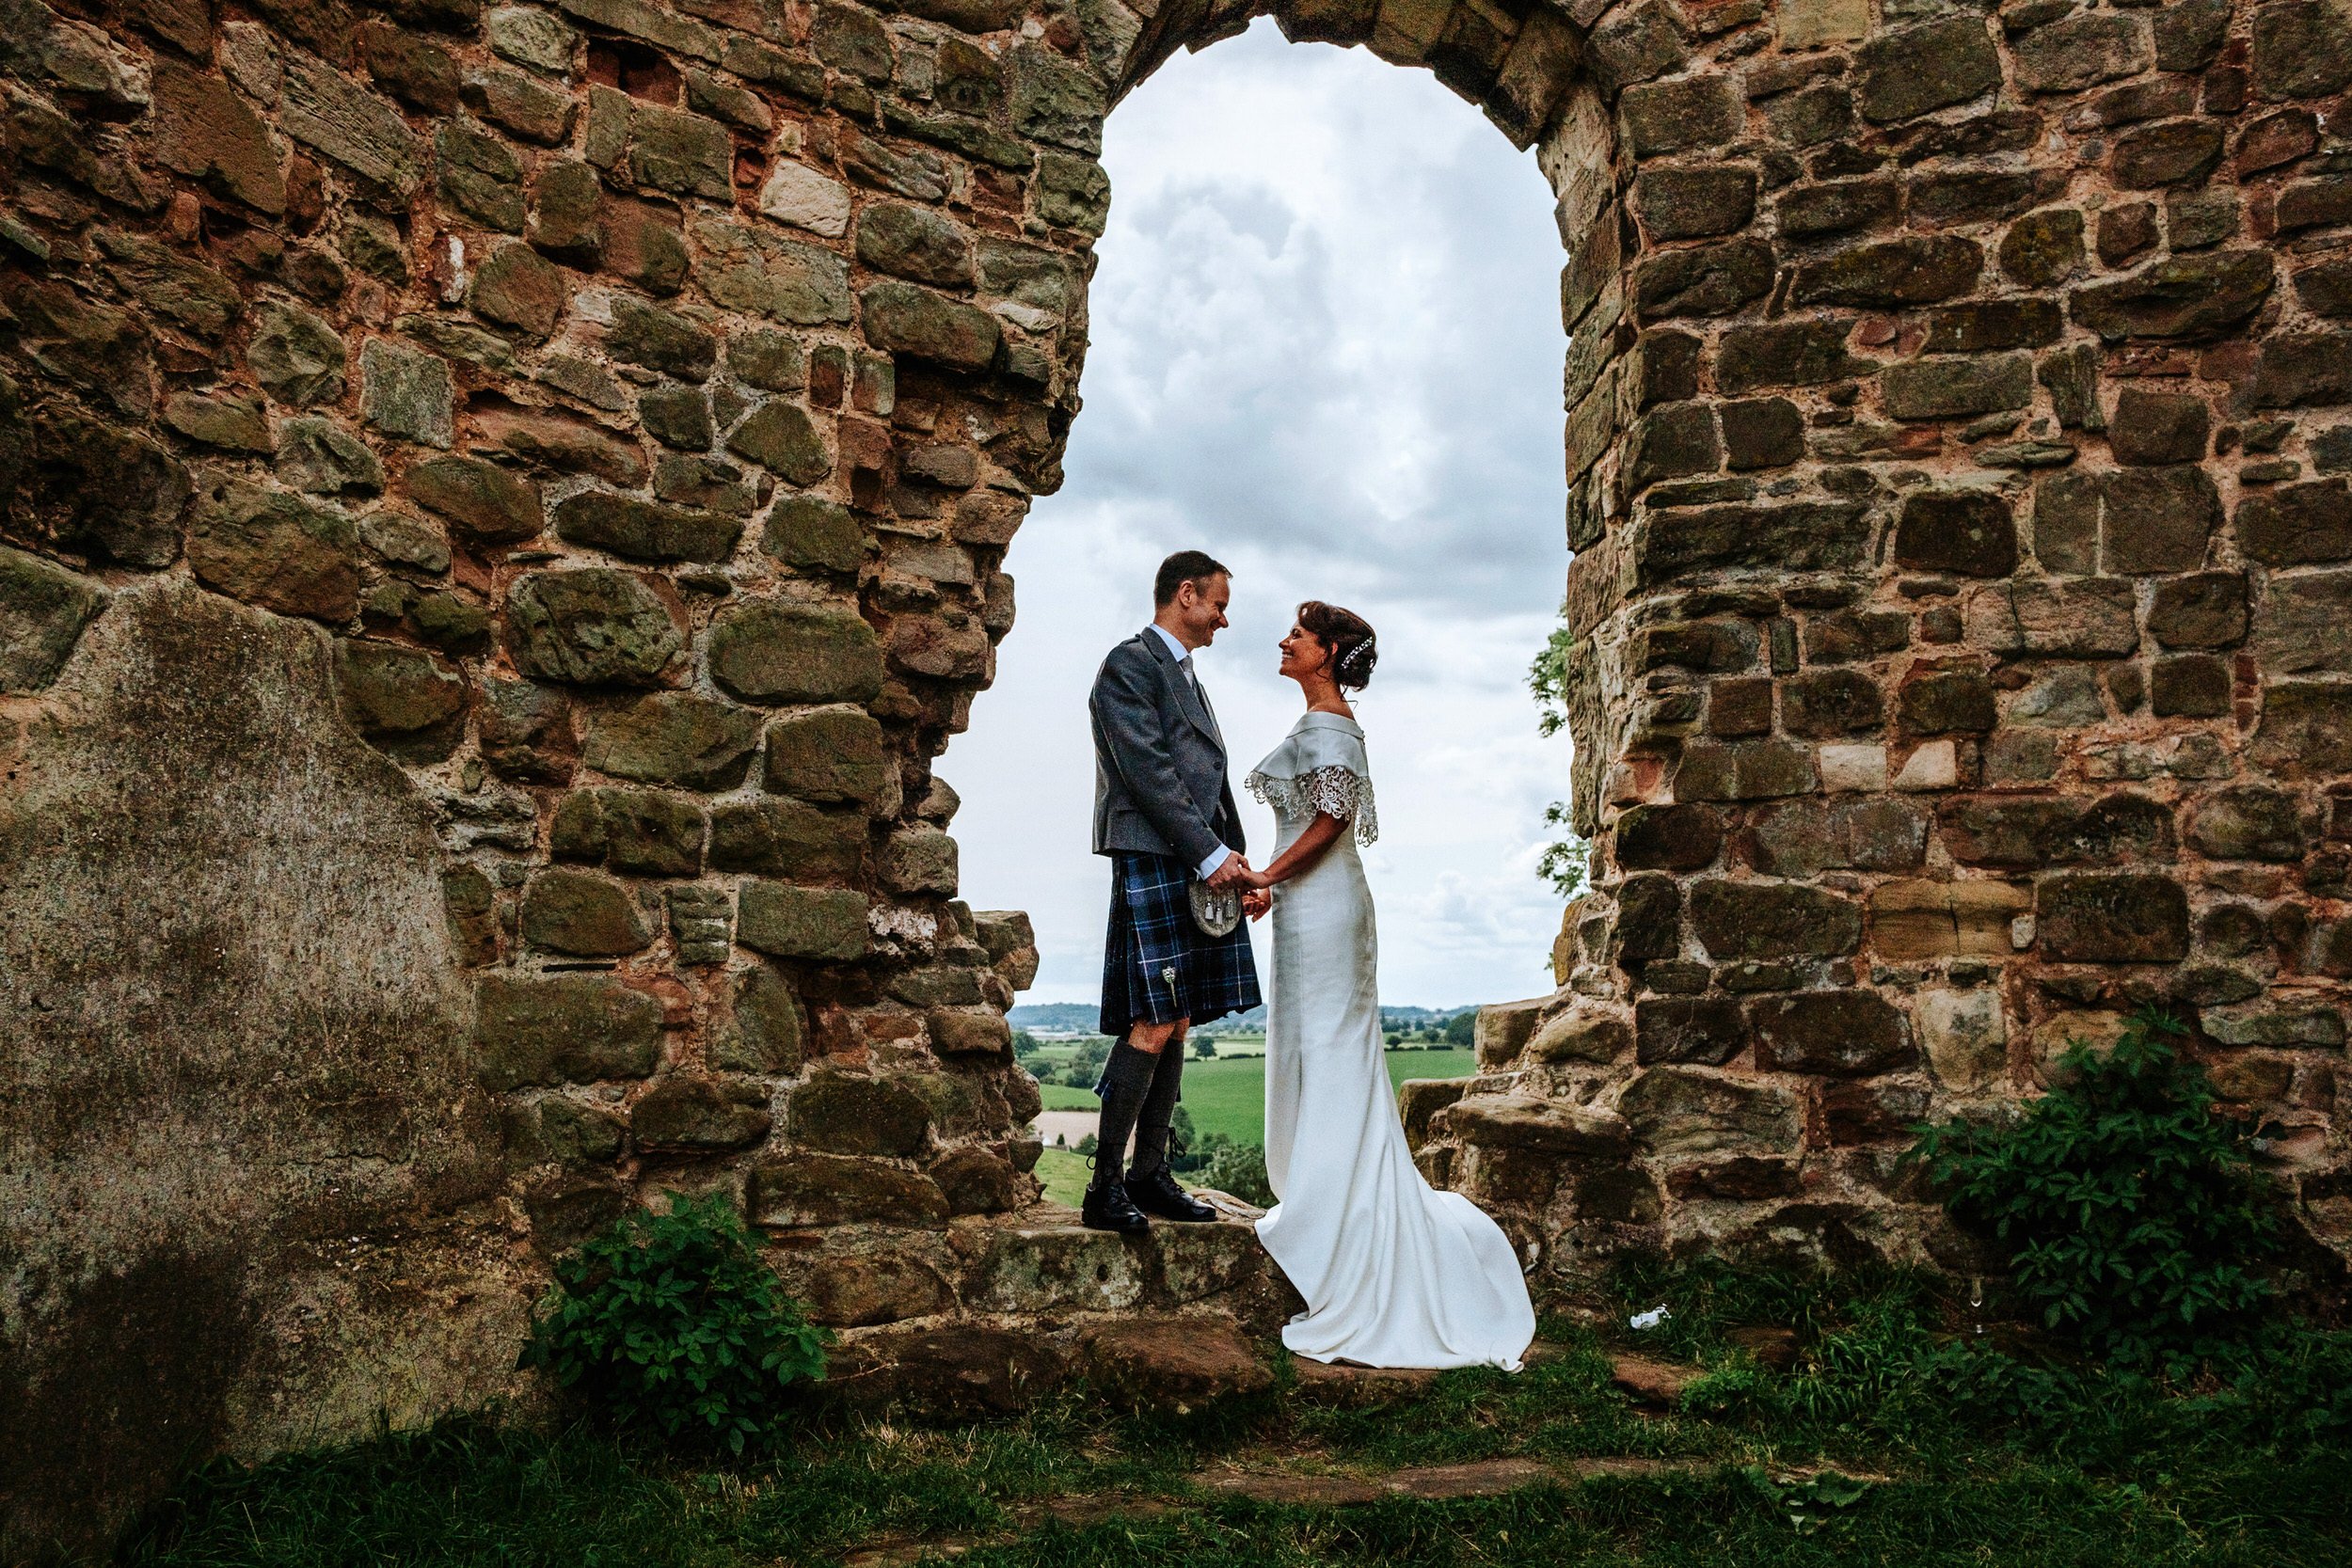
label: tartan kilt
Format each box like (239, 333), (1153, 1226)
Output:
(1098, 852), (1263, 1037)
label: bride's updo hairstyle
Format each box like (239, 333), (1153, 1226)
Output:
(1298, 600), (1378, 691)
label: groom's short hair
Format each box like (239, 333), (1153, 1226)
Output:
(1154, 550), (1230, 607)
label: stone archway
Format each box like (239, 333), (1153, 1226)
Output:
(5, 0), (2350, 1552)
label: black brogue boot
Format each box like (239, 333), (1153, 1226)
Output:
(1125, 1164), (1217, 1223)
(1081, 1170), (1150, 1233)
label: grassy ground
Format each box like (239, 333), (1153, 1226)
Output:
(1034, 1049), (1481, 1141)
(1033, 1146), (1089, 1206)
(119, 1264), (2352, 1568)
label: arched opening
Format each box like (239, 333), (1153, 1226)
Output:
(954, 16), (1575, 1200)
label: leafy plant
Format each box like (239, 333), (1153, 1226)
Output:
(523, 1191), (829, 1451)
(1536, 809), (1590, 899)
(1199, 1141), (1274, 1207)
(1527, 620), (1578, 738)
(1909, 1010), (2277, 1367)
(1527, 621), (1592, 900)
(1742, 1467), (1871, 1533)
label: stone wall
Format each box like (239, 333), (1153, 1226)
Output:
(1407, 0), (2352, 1290)
(5, 0), (2352, 1555)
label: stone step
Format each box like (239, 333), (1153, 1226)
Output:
(1609, 1352), (1700, 1409)
(1198, 1453), (1686, 1505)
(841, 1450), (1696, 1561)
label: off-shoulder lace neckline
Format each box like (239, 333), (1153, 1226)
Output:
(1294, 709), (1361, 736)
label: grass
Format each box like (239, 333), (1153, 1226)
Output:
(1034, 1146), (1089, 1206)
(119, 1262), (2352, 1568)
(1029, 1050), (1479, 1146)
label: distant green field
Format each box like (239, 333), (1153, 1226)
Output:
(1029, 1048), (1477, 1147)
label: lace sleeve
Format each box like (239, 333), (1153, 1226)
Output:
(1247, 765), (1378, 846)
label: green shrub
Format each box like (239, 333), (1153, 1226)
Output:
(1200, 1141), (1274, 1207)
(1910, 1009), (2276, 1367)
(523, 1191), (829, 1451)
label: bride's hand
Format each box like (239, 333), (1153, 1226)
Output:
(1242, 889), (1270, 921)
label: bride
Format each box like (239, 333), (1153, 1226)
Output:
(1239, 602), (1536, 1370)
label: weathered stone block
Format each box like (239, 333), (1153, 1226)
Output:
(2238, 481), (2352, 565)
(1882, 355), (2033, 420)
(2103, 467), (2219, 573)
(968, 1226), (1144, 1313)
(1634, 997), (1744, 1066)
(1619, 1067), (1802, 1158)
(582, 693), (762, 791)
(1439, 1092), (1631, 1164)
(476, 973), (662, 1088)
(1782, 670), (1883, 737)
(709, 799), (865, 879)
(0, 547), (106, 694)
(713, 963), (804, 1075)
(1856, 18), (2000, 123)
(751, 1153), (946, 1226)
(276, 419), (384, 499)
(552, 492), (744, 565)
(1474, 996), (1547, 1067)
(1793, 236), (1983, 309)
(480, 679), (577, 784)
(2070, 252), (2275, 341)
(358, 340), (454, 448)
(1869, 878), (2028, 959)
(2148, 573), (2248, 649)
(1620, 73), (1740, 155)
(632, 1077), (771, 1151)
(247, 301), (347, 406)
(1691, 879), (1860, 960)
(738, 881), (868, 959)
(1917, 988), (2007, 1090)
(1637, 501), (1870, 583)
(333, 640), (466, 763)
(1750, 990), (1915, 1076)
(1635, 167), (1757, 241)
(521, 867), (652, 957)
(2000, 208), (2086, 287)
(506, 568), (684, 686)
(2188, 787), (2308, 862)
(709, 601), (883, 705)
(552, 787), (703, 876)
(1618, 803), (1731, 879)
(1632, 237), (1776, 319)
(1716, 321), (1865, 393)
(2038, 873), (2191, 961)
(2251, 1), (2352, 101)
(1894, 489), (2016, 576)
(188, 481), (359, 623)
(725, 400), (832, 485)
(1898, 668), (1996, 736)
(1969, 579), (2138, 657)
(406, 454), (544, 544)
(860, 281), (1002, 370)
(882, 823), (959, 895)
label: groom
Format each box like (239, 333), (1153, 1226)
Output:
(1083, 550), (1264, 1232)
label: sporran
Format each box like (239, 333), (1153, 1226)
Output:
(1188, 879), (1242, 937)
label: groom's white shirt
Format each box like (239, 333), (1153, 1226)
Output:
(1148, 623), (1237, 881)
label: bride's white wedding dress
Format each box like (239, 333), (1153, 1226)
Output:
(1246, 711), (1536, 1370)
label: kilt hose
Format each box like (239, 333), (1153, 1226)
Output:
(1097, 851), (1263, 1039)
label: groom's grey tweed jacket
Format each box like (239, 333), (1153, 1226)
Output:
(1089, 629), (1248, 868)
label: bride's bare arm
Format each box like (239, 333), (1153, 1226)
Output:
(1250, 813), (1344, 889)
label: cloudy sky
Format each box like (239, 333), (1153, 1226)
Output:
(950, 21), (1573, 1012)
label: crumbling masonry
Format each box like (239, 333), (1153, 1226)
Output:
(6, 0), (2352, 1554)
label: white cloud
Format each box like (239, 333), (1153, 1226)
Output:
(947, 22), (1571, 1011)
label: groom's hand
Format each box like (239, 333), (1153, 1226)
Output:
(1206, 851), (1251, 891)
